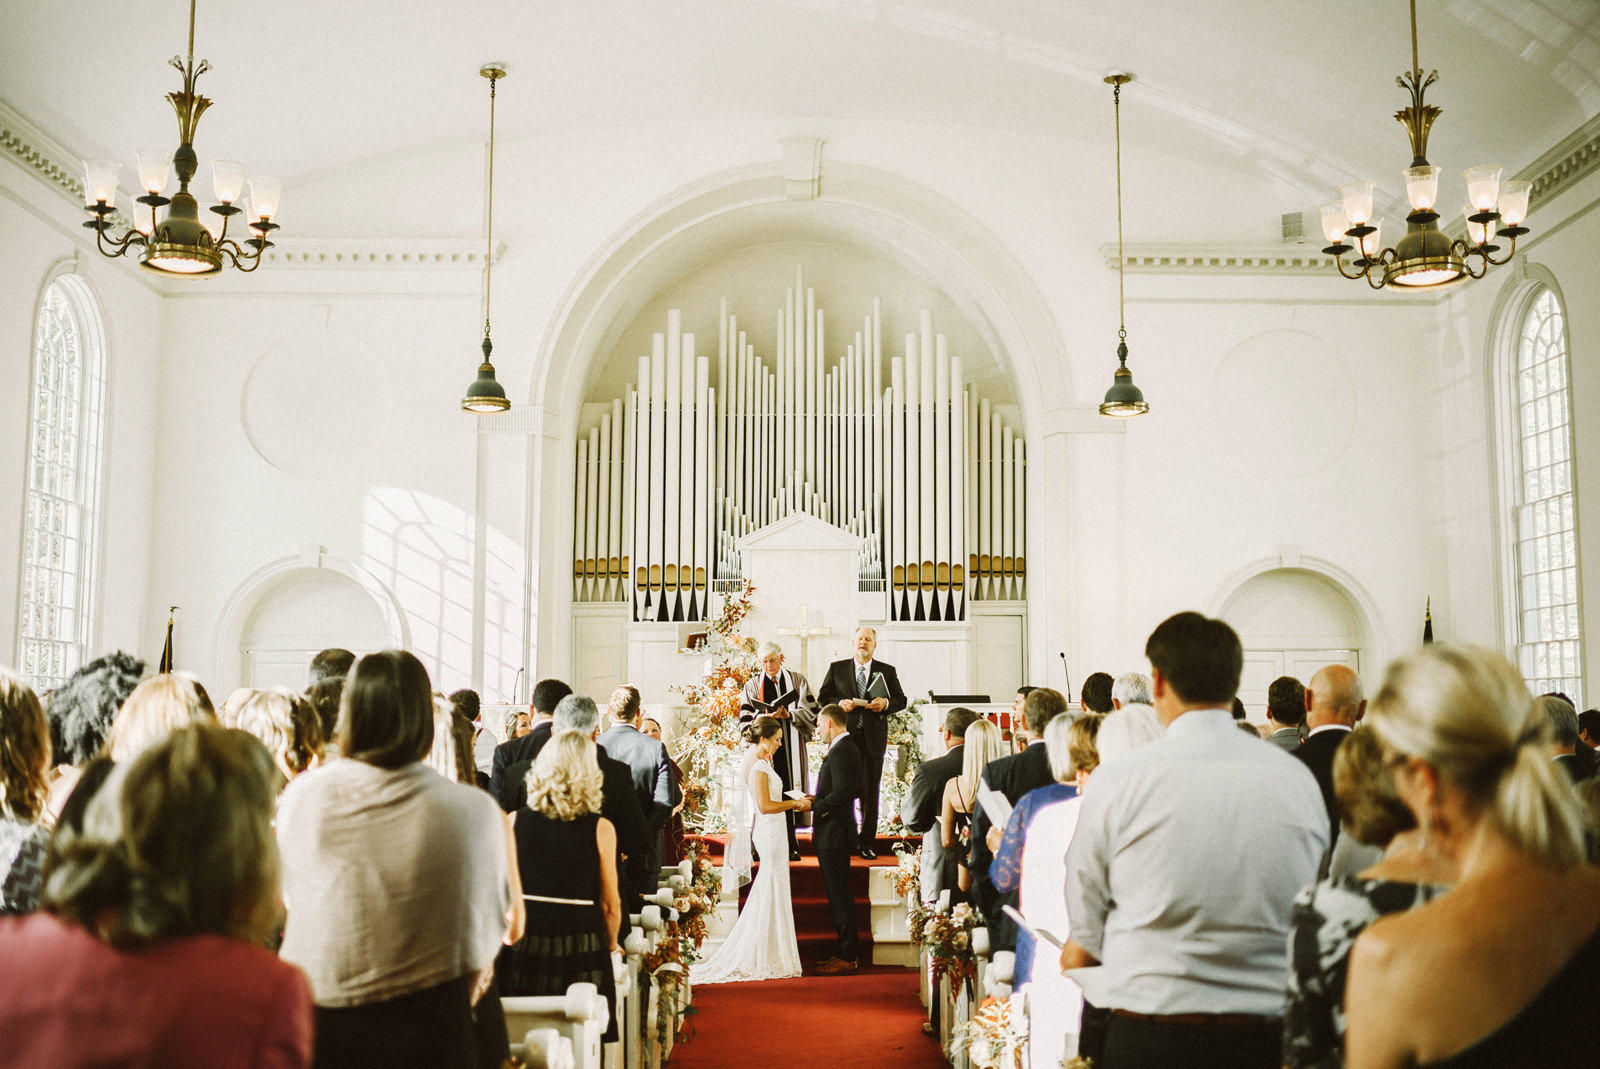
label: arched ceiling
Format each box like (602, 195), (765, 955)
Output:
(4, 0), (1597, 243)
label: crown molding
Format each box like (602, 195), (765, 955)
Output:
(262, 238), (503, 269)
(1522, 111), (1600, 212)
(1103, 244), (1338, 273)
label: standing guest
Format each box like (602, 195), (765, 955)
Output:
(1080, 672), (1115, 715)
(1061, 612), (1327, 1069)
(219, 687), (257, 728)
(308, 648), (354, 685)
(449, 688), (491, 777)
(491, 679), (572, 813)
(901, 706), (980, 904)
(1284, 725), (1456, 1069)
(817, 626), (907, 858)
(970, 687), (1069, 949)
(598, 684), (680, 879)
(42, 651), (144, 820)
(1578, 709), (1600, 749)
(1541, 692), (1597, 778)
(812, 705), (864, 975)
(738, 642), (819, 860)
(235, 688), (323, 786)
(553, 696), (649, 916)
(498, 731), (621, 1042)
(941, 719), (1006, 896)
(0, 724), (313, 1067)
(1111, 672), (1152, 710)
(0, 670), (52, 914)
(1295, 664), (1366, 849)
(305, 677), (344, 755)
(1538, 695), (1592, 783)
(642, 716), (687, 865)
(106, 673), (217, 763)
(504, 707), (531, 742)
(1344, 645), (1600, 1068)
(1266, 676), (1308, 751)
(276, 650), (516, 1069)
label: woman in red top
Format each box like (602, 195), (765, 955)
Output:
(0, 723), (313, 1068)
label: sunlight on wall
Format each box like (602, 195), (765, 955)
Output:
(362, 488), (523, 697)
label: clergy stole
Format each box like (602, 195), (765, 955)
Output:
(761, 671), (808, 796)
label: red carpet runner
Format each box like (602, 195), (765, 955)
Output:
(671, 835), (945, 1067)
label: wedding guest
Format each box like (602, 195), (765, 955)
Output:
(1344, 645), (1600, 1068)
(277, 650), (515, 1069)
(0, 670), (52, 913)
(1080, 672), (1115, 714)
(504, 707), (531, 742)
(219, 686), (257, 728)
(598, 684), (680, 879)
(0, 724), (313, 1067)
(305, 677), (343, 750)
(235, 688), (323, 786)
(901, 706), (980, 904)
(940, 718), (1006, 895)
(308, 647), (354, 685)
(1110, 672), (1151, 709)
(1538, 694), (1591, 783)
(491, 679), (571, 812)
(988, 713), (1098, 988)
(643, 716), (687, 865)
(550, 695), (649, 917)
(1266, 676), (1308, 750)
(106, 673), (217, 763)
(42, 650), (143, 821)
(498, 731), (621, 1042)
(1578, 777), (1600, 864)
(1295, 665), (1367, 850)
(1284, 726), (1456, 1069)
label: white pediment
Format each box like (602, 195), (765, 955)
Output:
(735, 512), (862, 553)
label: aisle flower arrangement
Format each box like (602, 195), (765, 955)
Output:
(668, 581), (759, 834)
(952, 996), (1026, 1069)
(925, 902), (979, 987)
(645, 842), (723, 1046)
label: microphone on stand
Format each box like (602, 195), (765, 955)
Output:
(1059, 652), (1070, 695)
(511, 667), (525, 706)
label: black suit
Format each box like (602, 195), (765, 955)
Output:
(901, 744), (964, 903)
(969, 742), (1052, 949)
(1554, 753), (1592, 784)
(490, 721), (554, 813)
(817, 657), (907, 847)
(1294, 726), (1354, 847)
(598, 723), (682, 879)
(813, 735), (863, 962)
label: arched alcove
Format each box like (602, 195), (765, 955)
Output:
(1212, 561), (1379, 717)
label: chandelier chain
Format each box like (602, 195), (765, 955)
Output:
(1114, 80), (1126, 342)
(485, 75), (496, 341)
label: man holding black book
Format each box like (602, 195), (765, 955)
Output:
(739, 641), (819, 860)
(817, 626), (907, 859)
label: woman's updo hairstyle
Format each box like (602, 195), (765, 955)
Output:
(1367, 643), (1588, 870)
(742, 715), (782, 746)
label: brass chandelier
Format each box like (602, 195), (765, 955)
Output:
(81, 0), (281, 276)
(1319, 0), (1530, 290)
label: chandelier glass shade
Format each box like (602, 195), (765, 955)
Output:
(461, 64), (511, 414)
(81, 0), (280, 277)
(1320, 0), (1529, 290)
(1099, 72), (1149, 419)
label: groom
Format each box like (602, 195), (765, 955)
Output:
(811, 704), (863, 976)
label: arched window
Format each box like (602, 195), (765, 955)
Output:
(16, 273), (108, 690)
(1506, 287), (1583, 704)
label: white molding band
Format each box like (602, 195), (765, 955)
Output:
(1103, 244), (1339, 274)
(262, 238), (503, 269)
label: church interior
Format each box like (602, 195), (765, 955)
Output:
(2, 0), (1598, 1065)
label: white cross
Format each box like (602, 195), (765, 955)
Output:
(776, 604), (831, 678)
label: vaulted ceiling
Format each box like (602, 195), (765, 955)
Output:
(5, 0), (1598, 245)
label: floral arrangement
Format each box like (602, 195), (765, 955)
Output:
(952, 996), (1026, 1069)
(890, 844), (922, 900)
(668, 581), (760, 833)
(925, 902), (979, 987)
(645, 842), (723, 1047)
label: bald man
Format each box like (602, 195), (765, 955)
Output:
(1292, 664), (1366, 847)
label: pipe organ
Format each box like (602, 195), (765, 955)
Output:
(573, 267), (1026, 622)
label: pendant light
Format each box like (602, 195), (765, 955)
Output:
(463, 64), (511, 414)
(1099, 72), (1149, 419)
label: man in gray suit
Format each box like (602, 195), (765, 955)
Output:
(598, 684), (682, 879)
(1265, 675), (1306, 751)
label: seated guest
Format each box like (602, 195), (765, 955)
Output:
(0, 670), (52, 913)
(235, 688), (323, 786)
(277, 650), (516, 1069)
(940, 719), (1005, 896)
(1284, 726), (1456, 1069)
(498, 731), (622, 1043)
(106, 673), (217, 763)
(308, 647), (354, 685)
(1344, 645), (1600, 1068)
(1266, 675), (1308, 750)
(1062, 612), (1327, 1069)
(0, 724), (313, 1066)
(901, 706), (981, 904)
(990, 713), (1100, 988)
(1538, 694), (1592, 783)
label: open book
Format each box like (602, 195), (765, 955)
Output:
(1001, 905), (1064, 953)
(746, 688), (800, 713)
(976, 780), (1013, 828)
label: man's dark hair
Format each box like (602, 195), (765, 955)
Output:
(448, 688), (480, 724)
(1016, 685), (1037, 699)
(944, 706), (981, 738)
(1579, 710), (1600, 743)
(309, 648), (355, 684)
(532, 678), (573, 716)
(337, 650), (434, 769)
(305, 677), (344, 739)
(47, 650), (146, 766)
(1080, 673), (1114, 714)
(1266, 676), (1307, 727)
(1231, 697), (1247, 721)
(1144, 612), (1243, 706)
(1023, 687), (1069, 735)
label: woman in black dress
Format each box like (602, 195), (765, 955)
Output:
(499, 729), (621, 1042)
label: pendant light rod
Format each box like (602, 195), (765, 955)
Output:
(483, 63), (504, 341)
(1098, 71), (1148, 418)
(1111, 72), (1129, 345)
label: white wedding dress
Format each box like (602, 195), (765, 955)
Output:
(690, 755), (801, 983)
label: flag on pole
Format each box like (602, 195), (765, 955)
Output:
(158, 607), (175, 672)
(1423, 597), (1434, 645)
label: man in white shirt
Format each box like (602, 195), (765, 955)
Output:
(1062, 611), (1327, 1069)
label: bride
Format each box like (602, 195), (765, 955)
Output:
(691, 716), (811, 983)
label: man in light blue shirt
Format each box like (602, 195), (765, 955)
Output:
(1062, 611), (1327, 1069)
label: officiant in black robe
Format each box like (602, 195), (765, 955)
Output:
(739, 642), (818, 859)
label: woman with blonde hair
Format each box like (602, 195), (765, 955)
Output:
(499, 727), (622, 1041)
(941, 718), (1006, 895)
(235, 688), (323, 785)
(105, 673), (216, 763)
(0, 724), (313, 1065)
(0, 669), (52, 913)
(1344, 645), (1600, 1068)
